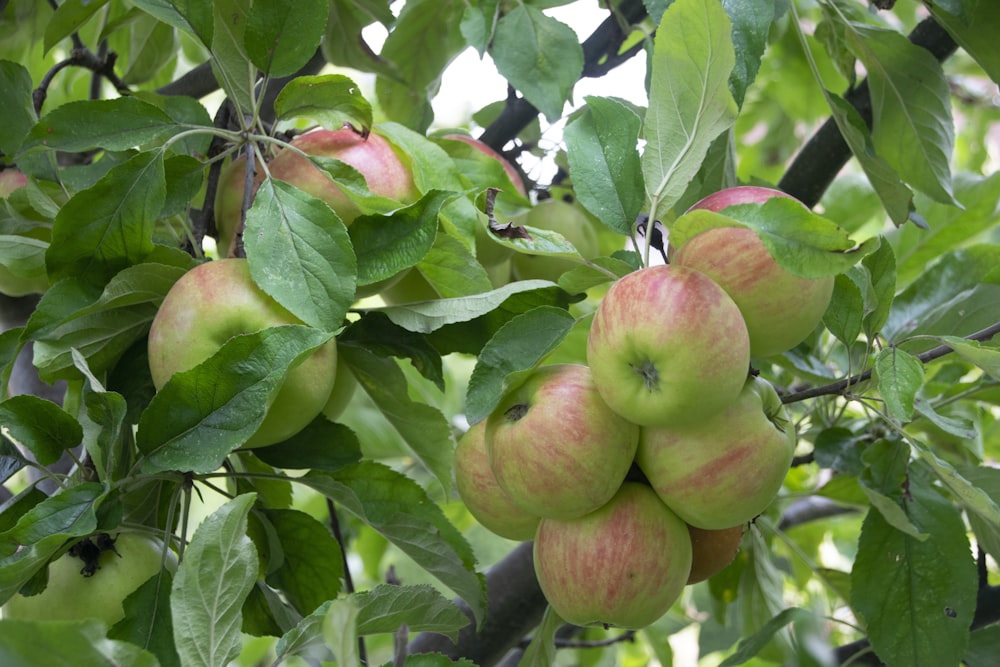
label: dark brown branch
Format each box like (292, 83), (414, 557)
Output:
(33, 47), (130, 114)
(782, 321), (1000, 404)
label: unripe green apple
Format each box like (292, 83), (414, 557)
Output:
(321, 352), (358, 422)
(453, 420), (540, 541)
(485, 363), (639, 521)
(533, 482), (692, 629)
(510, 199), (601, 283)
(147, 258), (338, 449)
(586, 264), (751, 428)
(686, 523), (745, 584)
(213, 128), (419, 258)
(636, 376), (795, 530)
(2, 533), (175, 625)
(379, 267), (439, 305)
(674, 186), (835, 357)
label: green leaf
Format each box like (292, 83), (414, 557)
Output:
(859, 237), (896, 336)
(323, 596), (360, 665)
(273, 74), (373, 132)
(136, 326), (335, 473)
(109, 569), (179, 667)
(874, 348), (925, 423)
(851, 478), (977, 667)
(519, 605), (564, 666)
(371, 279), (561, 334)
(43, 0), (112, 53)
(251, 419), (362, 471)
(244, 179), (357, 331)
(490, 5), (583, 122)
(914, 445), (1000, 528)
(0, 394), (81, 467)
(25, 98), (179, 153)
(340, 312), (444, 390)
(723, 0), (774, 108)
(465, 306), (576, 425)
(352, 584), (470, 640)
(349, 190), (453, 287)
(0, 619), (159, 667)
(1, 482), (106, 547)
(413, 233), (494, 300)
(299, 462), (486, 627)
(133, 0), (213, 46)
(823, 273), (864, 345)
(210, 0), (254, 114)
(116, 12), (179, 86)
(564, 97), (645, 235)
(0, 61), (36, 157)
(642, 0), (738, 224)
(46, 151), (164, 286)
(845, 23), (956, 205)
(263, 509), (343, 615)
(927, 0), (1000, 84)
(720, 607), (815, 667)
(244, 0), (327, 77)
(338, 346), (454, 493)
(932, 337), (1000, 381)
(171, 493), (258, 667)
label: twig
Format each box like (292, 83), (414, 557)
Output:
(327, 499), (368, 666)
(781, 322), (1000, 404)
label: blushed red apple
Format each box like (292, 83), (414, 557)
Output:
(586, 264), (750, 428)
(674, 186), (835, 357)
(453, 420), (540, 541)
(533, 482), (692, 629)
(485, 363), (639, 520)
(635, 376), (796, 530)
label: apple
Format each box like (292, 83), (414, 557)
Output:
(321, 351), (358, 421)
(510, 199), (601, 283)
(379, 267), (439, 305)
(586, 264), (751, 428)
(686, 523), (745, 584)
(0, 168), (28, 197)
(674, 186), (835, 357)
(635, 376), (796, 530)
(533, 482), (692, 629)
(147, 258), (338, 449)
(485, 363), (639, 521)
(441, 133), (527, 198)
(3, 533), (175, 625)
(453, 419), (541, 541)
(213, 127), (419, 258)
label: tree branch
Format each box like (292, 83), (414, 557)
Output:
(781, 321), (1000, 404)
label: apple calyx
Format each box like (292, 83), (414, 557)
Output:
(504, 403), (530, 422)
(629, 359), (660, 392)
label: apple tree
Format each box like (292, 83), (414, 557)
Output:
(1, 0), (999, 665)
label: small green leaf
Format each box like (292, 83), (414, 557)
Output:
(851, 477), (977, 667)
(0, 61), (36, 157)
(933, 337), (1000, 381)
(642, 0), (738, 224)
(352, 584), (471, 640)
(46, 151), (164, 286)
(245, 179), (357, 331)
(465, 306), (576, 425)
(323, 596), (360, 665)
(171, 493), (258, 667)
(724, 0), (774, 107)
(210, 0), (254, 114)
(349, 190), (453, 287)
(875, 348), (926, 422)
(2, 482), (106, 547)
(823, 274), (864, 345)
(927, 0), (1000, 83)
(132, 0), (213, 47)
(44, 0), (112, 53)
(109, 570), (179, 667)
(519, 605), (564, 666)
(490, 5), (583, 122)
(564, 97), (645, 235)
(0, 395), (82, 466)
(136, 326), (335, 473)
(371, 279), (560, 334)
(720, 607), (814, 666)
(273, 74), (373, 133)
(251, 419), (362, 471)
(244, 0), (327, 77)
(263, 509), (343, 615)
(25, 98), (178, 153)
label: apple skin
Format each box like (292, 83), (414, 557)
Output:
(533, 482), (693, 629)
(379, 267), (439, 305)
(0, 169), (28, 197)
(321, 351), (358, 422)
(686, 523), (745, 584)
(441, 133), (527, 198)
(635, 376), (796, 530)
(454, 419), (541, 541)
(2, 533), (175, 625)
(674, 186), (834, 357)
(485, 363), (639, 521)
(213, 128), (419, 257)
(586, 264), (751, 428)
(510, 199), (601, 283)
(147, 258), (338, 449)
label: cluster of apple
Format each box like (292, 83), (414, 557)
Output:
(455, 186), (834, 629)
